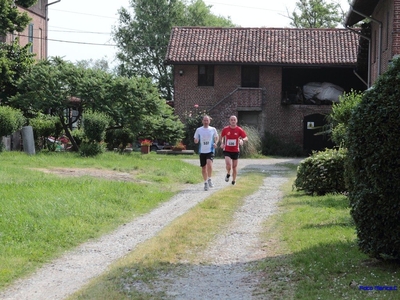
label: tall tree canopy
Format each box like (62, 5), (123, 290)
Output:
(0, 0), (37, 36)
(113, 0), (235, 100)
(289, 0), (343, 28)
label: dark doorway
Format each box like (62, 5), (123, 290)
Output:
(303, 113), (334, 154)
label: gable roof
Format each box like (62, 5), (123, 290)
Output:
(345, 0), (381, 26)
(165, 27), (359, 67)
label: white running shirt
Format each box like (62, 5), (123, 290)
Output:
(194, 126), (218, 153)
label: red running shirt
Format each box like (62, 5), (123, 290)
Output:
(221, 126), (247, 152)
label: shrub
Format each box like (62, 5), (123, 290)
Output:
(261, 131), (305, 157)
(79, 142), (104, 157)
(294, 148), (347, 195)
(0, 106), (25, 137)
(346, 57), (400, 260)
(70, 128), (85, 147)
(236, 125), (261, 158)
(0, 106), (25, 151)
(29, 113), (62, 151)
(327, 90), (363, 147)
(105, 127), (135, 152)
(82, 111), (110, 143)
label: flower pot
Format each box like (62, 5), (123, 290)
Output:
(141, 145), (150, 154)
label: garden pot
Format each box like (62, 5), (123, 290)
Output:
(141, 145), (150, 154)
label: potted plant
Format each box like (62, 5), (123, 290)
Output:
(172, 141), (186, 151)
(140, 139), (152, 154)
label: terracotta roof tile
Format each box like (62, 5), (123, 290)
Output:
(165, 27), (359, 66)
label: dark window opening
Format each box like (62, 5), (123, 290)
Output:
(241, 65), (259, 87)
(281, 67), (366, 105)
(198, 65), (214, 86)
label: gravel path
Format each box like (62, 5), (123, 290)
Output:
(0, 158), (302, 300)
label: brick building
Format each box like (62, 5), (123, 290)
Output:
(345, 0), (400, 85)
(165, 27), (365, 153)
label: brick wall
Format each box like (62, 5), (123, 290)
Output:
(370, 0), (400, 84)
(393, 0), (400, 56)
(5, 3), (47, 60)
(173, 64), (333, 148)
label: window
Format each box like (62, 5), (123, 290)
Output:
(28, 24), (34, 53)
(241, 65), (259, 87)
(198, 65), (214, 86)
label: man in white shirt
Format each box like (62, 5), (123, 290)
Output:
(194, 115), (219, 191)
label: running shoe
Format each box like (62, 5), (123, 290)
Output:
(225, 174), (230, 182)
(232, 180), (236, 185)
(204, 182), (209, 191)
(208, 178), (214, 188)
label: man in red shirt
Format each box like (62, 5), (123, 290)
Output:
(220, 116), (248, 185)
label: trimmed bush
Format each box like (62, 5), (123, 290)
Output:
(294, 148), (346, 195)
(29, 113), (62, 151)
(82, 111), (110, 143)
(79, 142), (104, 157)
(0, 106), (25, 137)
(346, 57), (400, 260)
(80, 111), (110, 157)
(0, 106), (25, 151)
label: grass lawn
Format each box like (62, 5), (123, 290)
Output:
(0, 151), (200, 290)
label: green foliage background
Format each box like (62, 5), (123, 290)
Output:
(346, 57), (400, 259)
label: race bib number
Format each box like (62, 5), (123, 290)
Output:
(227, 139), (237, 146)
(202, 141), (210, 146)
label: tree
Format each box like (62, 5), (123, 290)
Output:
(105, 75), (185, 144)
(10, 57), (113, 150)
(113, 0), (235, 100)
(0, 0), (37, 105)
(10, 57), (185, 151)
(75, 58), (114, 73)
(0, 40), (35, 105)
(0, 0), (37, 36)
(288, 0), (343, 28)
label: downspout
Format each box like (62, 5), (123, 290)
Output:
(348, 6), (383, 81)
(345, 26), (371, 87)
(45, 0), (61, 58)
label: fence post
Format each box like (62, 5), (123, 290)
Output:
(21, 126), (35, 155)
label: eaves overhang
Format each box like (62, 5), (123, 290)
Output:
(345, 0), (381, 26)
